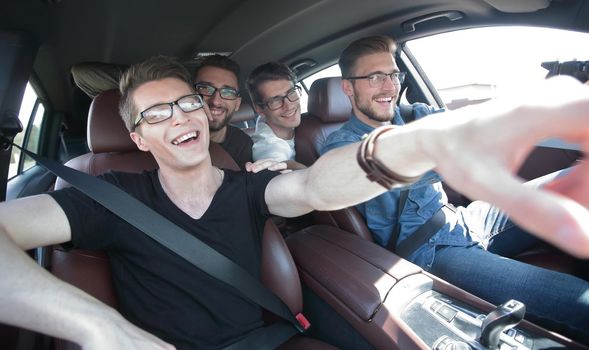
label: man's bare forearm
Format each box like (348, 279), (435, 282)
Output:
(0, 233), (174, 349)
(304, 125), (433, 210)
(0, 194), (173, 348)
(0, 229), (116, 346)
(266, 123), (435, 217)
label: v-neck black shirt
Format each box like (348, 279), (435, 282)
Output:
(50, 169), (279, 349)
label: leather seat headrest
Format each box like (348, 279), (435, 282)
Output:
(307, 77), (351, 123)
(87, 89), (138, 153)
(230, 100), (257, 123)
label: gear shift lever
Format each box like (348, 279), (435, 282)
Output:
(479, 299), (525, 349)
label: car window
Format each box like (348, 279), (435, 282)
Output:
(299, 64), (342, 113)
(406, 26), (589, 110)
(9, 83), (46, 179)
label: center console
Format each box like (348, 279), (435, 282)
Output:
(286, 225), (585, 350)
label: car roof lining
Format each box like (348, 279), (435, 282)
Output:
(2, 0), (588, 116)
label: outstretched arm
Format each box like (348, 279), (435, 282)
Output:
(0, 195), (174, 349)
(265, 77), (589, 258)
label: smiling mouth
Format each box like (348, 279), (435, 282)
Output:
(282, 108), (298, 118)
(374, 96), (394, 103)
(209, 107), (227, 116)
(171, 131), (200, 145)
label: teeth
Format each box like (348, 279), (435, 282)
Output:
(172, 131), (198, 145)
(210, 108), (224, 116)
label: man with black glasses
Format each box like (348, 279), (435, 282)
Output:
(247, 62), (306, 170)
(194, 55), (254, 169)
(321, 35), (589, 343)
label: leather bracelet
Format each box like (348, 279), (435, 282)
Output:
(356, 125), (423, 190)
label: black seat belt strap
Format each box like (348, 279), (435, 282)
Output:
(395, 205), (452, 258)
(12, 143), (306, 349)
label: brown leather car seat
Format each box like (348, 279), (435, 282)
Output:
(296, 77), (373, 241)
(230, 99), (258, 135)
(295, 77), (350, 167)
(50, 89), (335, 349)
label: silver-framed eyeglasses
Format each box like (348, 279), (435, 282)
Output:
(194, 83), (240, 100)
(133, 94), (204, 128)
(258, 85), (302, 111)
(343, 72), (406, 87)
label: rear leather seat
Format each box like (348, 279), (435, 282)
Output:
(295, 77), (467, 239)
(295, 77), (374, 241)
(230, 99), (258, 135)
(296, 77), (350, 167)
(50, 89), (336, 349)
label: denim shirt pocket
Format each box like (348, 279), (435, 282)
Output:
(407, 184), (443, 220)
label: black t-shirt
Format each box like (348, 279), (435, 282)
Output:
(220, 125), (253, 170)
(50, 169), (279, 349)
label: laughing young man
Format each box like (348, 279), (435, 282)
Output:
(321, 35), (589, 343)
(1, 55), (589, 349)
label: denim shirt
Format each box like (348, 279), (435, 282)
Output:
(320, 104), (478, 268)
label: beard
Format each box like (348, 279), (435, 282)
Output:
(353, 90), (397, 123)
(208, 107), (233, 132)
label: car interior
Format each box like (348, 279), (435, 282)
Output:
(1, 0), (588, 349)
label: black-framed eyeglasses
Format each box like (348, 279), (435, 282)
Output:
(133, 94), (204, 129)
(258, 85), (302, 111)
(343, 72), (406, 87)
(194, 83), (240, 100)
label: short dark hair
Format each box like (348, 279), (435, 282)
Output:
(246, 62), (297, 104)
(339, 35), (397, 78)
(193, 54), (241, 86)
(119, 55), (193, 132)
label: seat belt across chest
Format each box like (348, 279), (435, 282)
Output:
(10, 141), (309, 350)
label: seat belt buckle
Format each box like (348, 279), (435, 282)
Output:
(295, 312), (311, 333)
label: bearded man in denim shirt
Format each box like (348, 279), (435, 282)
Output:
(321, 35), (589, 343)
